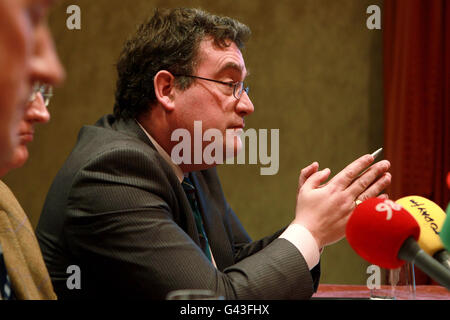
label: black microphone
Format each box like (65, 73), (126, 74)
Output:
(398, 237), (450, 290)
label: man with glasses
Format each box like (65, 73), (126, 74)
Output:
(37, 8), (391, 299)
(0, 0), (64, 300)
(0, 84), (53, 177)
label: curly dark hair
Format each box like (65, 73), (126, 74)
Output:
(113, 8), (251, 120)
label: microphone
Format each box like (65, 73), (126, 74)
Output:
(396, 196), (450, 270)
(442, 172), (450, 250)
(447, 172), (450, 190)
(346, 198), (450, 289)
(442, 203), (450, 251)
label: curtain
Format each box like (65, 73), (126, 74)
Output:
(384, 0), (450, 284)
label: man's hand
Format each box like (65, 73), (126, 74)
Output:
(297, 161), (319, 192)
(293, 154), (391, 248)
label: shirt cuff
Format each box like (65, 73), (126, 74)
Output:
(279, 224), (321, 270)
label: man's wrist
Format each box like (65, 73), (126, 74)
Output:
(279, 223), (322, 270)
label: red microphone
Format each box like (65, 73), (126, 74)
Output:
(346, 198), (420, 269)
(447, 172), (450, 190)
(346, 198), (450, 289)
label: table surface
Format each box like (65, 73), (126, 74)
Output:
(312, 284), (450, 300)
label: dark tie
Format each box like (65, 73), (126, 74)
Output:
(0, 244), (14, 300)
(181, 176), (212, 262)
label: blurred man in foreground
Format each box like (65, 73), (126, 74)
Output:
(0, 0), (64, 299)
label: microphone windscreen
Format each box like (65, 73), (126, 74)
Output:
(396, 196), (446, 256)
(346, 198), (420, 269)
(447, 172), (450, 189)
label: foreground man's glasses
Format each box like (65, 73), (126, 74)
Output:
(30, 83), (53, 107)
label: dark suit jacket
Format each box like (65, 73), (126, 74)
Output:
(36, 114), (320, 299)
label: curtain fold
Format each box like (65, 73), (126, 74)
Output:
(384, 0), (449, 216)
(384, 0), (450, 285)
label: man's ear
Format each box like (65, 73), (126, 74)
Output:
(154, 70), (176, 111)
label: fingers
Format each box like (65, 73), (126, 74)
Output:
(348, 161), (391, 198)
(298, 162), (319, 190)
(354, 191), (389, 207)
(329, 154), (375, 190)
(356, 173), (391, 201)
(302, 168), (331, 191)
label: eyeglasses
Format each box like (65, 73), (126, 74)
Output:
(174, 74), (249, 100)
(29, 83), (53, 107)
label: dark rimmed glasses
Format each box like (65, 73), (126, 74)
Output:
(174, 74), (249, 100)
(29, 82), (53, 107)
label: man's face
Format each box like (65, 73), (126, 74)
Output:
(0, 91), (50, 176)
(0, 0), (64, 175)
(171, 37), (254, 167)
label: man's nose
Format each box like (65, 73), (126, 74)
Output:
(26, 92), (50, 124)
(29, 25), (65, 87)
(236, 91), (254, 117)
